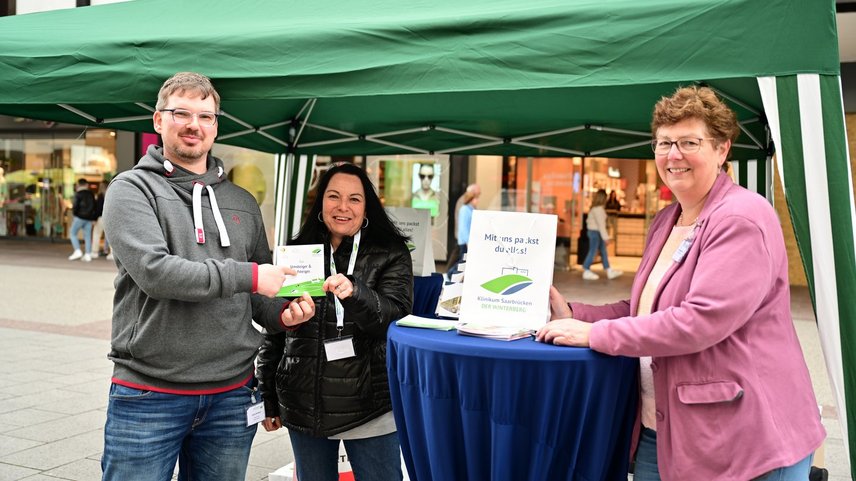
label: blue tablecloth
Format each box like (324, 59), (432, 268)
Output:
(387, 323), (638, 481)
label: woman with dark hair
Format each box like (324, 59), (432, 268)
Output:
(256, 162), (413, 481)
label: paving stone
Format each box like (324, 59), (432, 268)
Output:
(0, 434), (42, 457)
(41, 458), (102, 481)
(58, 378), (111, 396)
(0, 408), (66, 428)
(36, 393), (108, 416)
(16, 474), (76, 481)
(248, 432), (294, 471)
(5, 410), (104, 443)
(0, 422), (20, 434)
(245, 464), (272, 481)
(0, 462), (39, 480)
(1, 429), (103, 471)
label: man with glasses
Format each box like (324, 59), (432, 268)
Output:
(100, 72), (315, 480)
(411, 162), (440, 218)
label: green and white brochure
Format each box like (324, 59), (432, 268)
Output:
(275, 244), (325, 297)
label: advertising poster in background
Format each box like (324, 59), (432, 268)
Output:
(410, 162), (441, 218)
(386, 207), (434, 276)
(459, 211), (557, 330)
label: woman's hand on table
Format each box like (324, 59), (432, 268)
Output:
(549, 285), (573, 320)
(536, 318), (592, 347)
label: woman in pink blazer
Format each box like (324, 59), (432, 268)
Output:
(537, 86), (825, 481)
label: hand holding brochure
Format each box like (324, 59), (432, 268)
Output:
(455, 323), (535, 341)
(275, 244), (326, 297)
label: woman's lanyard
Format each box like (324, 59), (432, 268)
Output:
(330, 230), (360, 336)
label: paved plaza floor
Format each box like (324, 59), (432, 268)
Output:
(0, 239), (850, 480)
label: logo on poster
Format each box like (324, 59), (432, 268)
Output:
(481, 267), (532, 295)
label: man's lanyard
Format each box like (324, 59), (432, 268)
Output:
(330, 230), (361, 334)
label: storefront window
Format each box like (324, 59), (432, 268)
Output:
(466, 155), (667, 268)
(0, 129), (117, 239)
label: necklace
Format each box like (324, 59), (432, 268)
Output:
(678, 212), (698, 227)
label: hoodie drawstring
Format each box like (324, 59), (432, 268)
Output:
(191, 182), (231, 247)
(192, 182), (206, 244)
(206, 185), (231, 247)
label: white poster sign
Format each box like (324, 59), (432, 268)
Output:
(386, 207), (434, 276)
(459, 211), (557, 330)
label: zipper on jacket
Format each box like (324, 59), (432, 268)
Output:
(313, 297), (327, 434)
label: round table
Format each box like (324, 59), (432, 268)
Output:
(387, 323), (639, 481)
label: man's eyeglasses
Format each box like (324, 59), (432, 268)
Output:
(160, 108), (219, 127)
(419, 174), (434, 180)
(651, 137), (715, 155)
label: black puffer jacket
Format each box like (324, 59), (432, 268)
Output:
(256, 233), (413, 437)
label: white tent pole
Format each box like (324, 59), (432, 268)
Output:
(273, 152), (290, 248)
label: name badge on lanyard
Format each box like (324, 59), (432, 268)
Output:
(325, 230), (360, 362)
(672, 224), (699, 263)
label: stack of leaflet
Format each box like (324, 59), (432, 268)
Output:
(455, 323), (535, 341)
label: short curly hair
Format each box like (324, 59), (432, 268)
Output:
(155, 72), (220, 112)
(651, 86), (740, 152)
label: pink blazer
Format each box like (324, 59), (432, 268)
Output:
(571, 172), (825, 481)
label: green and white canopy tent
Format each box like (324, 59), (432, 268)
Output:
(0, 0), (852, 473)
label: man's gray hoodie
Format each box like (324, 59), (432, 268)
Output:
(103, 145), (286, 392)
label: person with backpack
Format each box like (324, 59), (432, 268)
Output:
(68, 178), (97, 262)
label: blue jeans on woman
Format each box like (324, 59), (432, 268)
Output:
(633, 426), (814, 481)
(288, 430), (402, 481)
(101, 380), (259, 481)
(583, 230), (610, 270)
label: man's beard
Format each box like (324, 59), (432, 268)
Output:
(171, 129), (207, 164)
(173, 144), (207, 163)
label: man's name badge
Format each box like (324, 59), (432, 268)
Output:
(324, 336), (356, 361)
(246, 402), (265, 426)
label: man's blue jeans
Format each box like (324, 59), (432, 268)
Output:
(101, 381), (259, 481)
(69, 216), (92, 254)
(288, 430), (402, 481)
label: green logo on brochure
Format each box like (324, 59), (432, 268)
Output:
(277, 278), (325, 297)
(406, 241), (416, 252)
(312, 248), (322, 254)
(481, 274), (533, 295)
